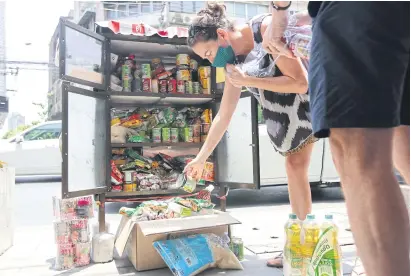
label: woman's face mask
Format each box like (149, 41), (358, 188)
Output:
(212, 37), (236, 68)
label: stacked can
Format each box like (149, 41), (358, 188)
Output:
(122, 57), (134, 92)
(53, 196), (94, 270)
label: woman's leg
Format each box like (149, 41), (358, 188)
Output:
(267, 142), (314, 267)
(393, 125), (410, 185)
(285, 142), (314, 220)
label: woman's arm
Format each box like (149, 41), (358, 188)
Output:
(245, 56), (308, 94)
(195, 80), (242, 162)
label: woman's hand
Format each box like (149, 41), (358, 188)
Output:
(183, 157), (206, 182)
(225, 64), (249, 88)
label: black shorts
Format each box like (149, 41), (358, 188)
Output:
(308, 2), (410, 138)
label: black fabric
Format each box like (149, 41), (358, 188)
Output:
(308, 1), (410, 137)
(308, 1), (323, 18)
(400, 64), (410, 126)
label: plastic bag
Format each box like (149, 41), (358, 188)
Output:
(154, 234), (243, 276)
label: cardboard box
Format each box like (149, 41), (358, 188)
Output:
(115, 211), (240, 272)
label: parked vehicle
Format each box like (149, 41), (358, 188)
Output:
(0, 121), (62, 176)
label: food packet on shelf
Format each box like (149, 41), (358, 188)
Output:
(111, 160), (123, 185)
(132, 107), (151, 119)
(111, 125), (137, 143)
(201, 109), (212, 124)
(172, 112), (188, 128)
(157, 107), (177, 125)
(119, 207), (136, 217)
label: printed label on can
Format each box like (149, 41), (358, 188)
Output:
(171, 128), (179, 143)
(192, 125), (201, 137)
(185, 81), (193, 94)
(123, 183), (134, 192)
(177, 69), (191, 81)
(176, 54), (190, 66)
(141, 64), (151, 78)
(177, 80), (185, 94)
(199, 66), (211, 79)
(183, 127), (193, 143)
(159, 80), (167, 93)
(190, 60), (198, 70)
(168, 79), (177, 93)
(142, 78), (151, 92)
(152, 128), (161, 143)
(162, 128), (171, 142)
(193, 82), (201, 94)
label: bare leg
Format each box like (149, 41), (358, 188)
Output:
(285, 142), (314, 220)
(329, 128), (410, 276)
(394, 125), (410, 185)
(267, 143), (314, 268)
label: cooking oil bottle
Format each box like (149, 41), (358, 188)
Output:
(302, 214), (320, 276)
(283, 213), (303, 276)
(313, 214), (343, 276)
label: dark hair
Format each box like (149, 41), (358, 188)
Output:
(187, 2), (234, 47)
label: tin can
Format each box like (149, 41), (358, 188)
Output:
(171, 128), (179, 143)
(132, 183), (137, 191)
(177, 80), (185, 94)
(190, 59), (198, 71)
(159, 80), (168, 93)
(201, 123), (211, 135)
(123, 171), (133, 183)
(192, 124), (201, 138)
(141, 64), (151, 78)
(183, 127), (193, 143)
(162, 128), (171, 143)
(157, 71), (171, 80)
(142, 78), (151, 92)
(198, 66), (211, 79)
(168, 79), (177, 93)
(123, 183), (134, 192)
(176, 54), (190, 67)
(193, 136), (201, 143)
(201, 77), (211, 94)
(152, 128), (162, 143)
(185, 81), (193, 94)
(122, 63), (132, 92)
(231, 237), (244, 261)
(193, 82), (201, 94)
(151, 79), (159, 93)
(177, 69), (191, 81)
(201, 135), (208, 142)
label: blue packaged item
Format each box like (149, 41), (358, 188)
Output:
(154, 234), (243, 276)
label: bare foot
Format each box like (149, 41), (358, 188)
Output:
(266, 255), (283, 268)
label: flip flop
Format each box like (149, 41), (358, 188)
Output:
(266, 252), (283, 268)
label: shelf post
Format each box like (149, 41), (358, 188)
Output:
(98, 193), (106, 233)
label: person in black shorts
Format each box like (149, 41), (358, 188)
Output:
(263, 2), (410, 275)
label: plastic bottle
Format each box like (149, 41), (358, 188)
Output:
(302, 214), (320, 276)
(315, 214), (343, 276)
(283, 213), (303, 276)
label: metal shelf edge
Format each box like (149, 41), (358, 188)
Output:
(111, 142), (204, 148)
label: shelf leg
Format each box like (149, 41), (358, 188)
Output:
(98, 193), (106, 233)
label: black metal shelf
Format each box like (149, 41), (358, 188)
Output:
(111, 142), (204, 148)
(108, 91), (221, 105)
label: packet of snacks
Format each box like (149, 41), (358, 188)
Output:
(74, 242), (91, 267)
(55, 243), (75, 270)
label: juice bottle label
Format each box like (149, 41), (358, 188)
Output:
(308, 226), (342, 276)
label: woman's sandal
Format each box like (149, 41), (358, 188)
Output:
(266, 252), (283, 268)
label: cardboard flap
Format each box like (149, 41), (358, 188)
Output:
(138, 212), (240, 236)
(115, 216), (139, 256)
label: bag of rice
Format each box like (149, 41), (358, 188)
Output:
(153, 234), (243, 276)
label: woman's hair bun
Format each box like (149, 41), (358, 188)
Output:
(197, 2), (226, 19)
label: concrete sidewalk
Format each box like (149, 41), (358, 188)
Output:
(0, 200), (359, 276)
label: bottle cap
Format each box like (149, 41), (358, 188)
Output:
(289, 213), (297, 219)
(325, 214), (333, 220)
(306, 214), (315, 220)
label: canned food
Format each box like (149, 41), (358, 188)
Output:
(185, 81), (193, 94)
(142, 78), (151, 92)
(122, 64), (132, 92)
(198, 66), (211, 79)
(192, 124), (201, 138)
(123, 171), (133, 183)
(157, 71), (171, 80)
(190, 60), (198, 70)
(231, 237), (245, 261)
(176, 54), (190, 66)
(177, 80), (185, 94)
(193, 136), (201, 143)
(168, 79), (177, 93)
(201, 135), (208, 142)
(151, 79), (159, 93)
(193, 82), (201, 94)
(162, 128), (171, 143)
(123, 183), (135, 192)
(152, 128), (161, 143)
(171, 128), (179, 143)
(141, 64), (151, 78)
(182, 127), (193, 143)
(201, 77), (211, 94)
(177, 69), (191, 81)
(202, 123), (211, 135)
(122, 77), (132, 92)
(159, 80), (167, 93)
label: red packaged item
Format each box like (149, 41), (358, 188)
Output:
(111, 161), (123, 185)
(142, 78), (151, 92)
(177, 80), (185, 94)
(168, 79), (177, 93)
(111, 185), (123, 192)
(156, 71), (171, 80)
(159, 80), (167, 93)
